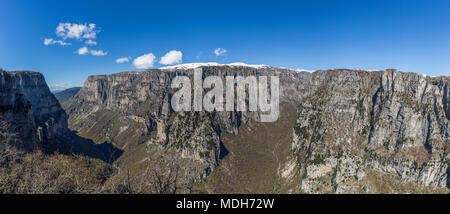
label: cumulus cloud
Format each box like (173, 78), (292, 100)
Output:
(44, 38), (71, 46)
(214, 48), (227, 56)
(76, 46), (107, 56)
(77, 47), (89, 55)
(159, 50), (183, 65)
(85, 39), (97, 45)
(133, 53), (156, 69)
(56, 23), (99, 40)
(90, 49), (107, 56)
(45, 23), (108, 56)
(116, 57), (130, 64)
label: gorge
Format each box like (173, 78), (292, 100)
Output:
(0, 64), (449, 193)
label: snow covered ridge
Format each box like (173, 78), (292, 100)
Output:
(159, 62), (318, 73)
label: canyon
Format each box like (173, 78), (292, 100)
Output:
(0, 64), (449, 193)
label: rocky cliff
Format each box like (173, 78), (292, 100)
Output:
(0, 70), (116, 162)
(62, 64), (449, 193)
(63, 65), (307, 180)
(1, 70), (70, 151)
(0, 70), (38, 151)
(9, 71), (69, 145)
(292, 69), (449, 193)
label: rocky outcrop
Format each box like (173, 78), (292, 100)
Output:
(292, 69), (449, 193)
(9, 71), (69, 144)
(64, 65), (308, 179)
(63, 64), (449, 192)
(1, 70), (120, 163)
(0, 70), (38, 151)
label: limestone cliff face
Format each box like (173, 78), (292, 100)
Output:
(64, 65), (449, 192)
(10, 71), (69, 144)
(64, 65), (306, 178)
(1, 70), (70, 152)
(292, 69), (449, 193)
(0, 70), (38, 151)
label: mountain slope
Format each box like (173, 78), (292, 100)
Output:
(62, 64), (449, 193)
(206, 102), (300, 193)
(292, 69), (449, 193)
(54, 87), (81, 104)
(63, 65), (307, 190)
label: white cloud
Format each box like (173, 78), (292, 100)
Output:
(83, 24), (97, 39)
(214, 48), (227, 56)
(133, 53), (156, 69)
(116, 57), (130, 63)
(85, 39), (97, 45)
(45, 23), (109, 56)
(76, 46), (107, 56)
(44, 38), (71, 46)
(90, 49), (107, 56)
(56, 23), (99, 40)
(159, 50), (183, 65)
(77, 47), (89, 55)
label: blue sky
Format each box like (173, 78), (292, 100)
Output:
(1, 0), (450, 89)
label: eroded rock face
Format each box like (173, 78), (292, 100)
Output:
(64, 65), (449, 192)
(0, 70), (38, 151)
(1, 70), (71, 153)
(292, 69), (449, 193)
(10, 71), (69, 144)
(64, 66), (308, 179)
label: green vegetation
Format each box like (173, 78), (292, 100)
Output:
(206, 103), (300, 193)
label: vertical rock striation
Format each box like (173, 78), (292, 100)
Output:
(1, 70), (73, 153)
(62, 64), (449, 192)
(292, 69), (449, 193)
(0, 70), (38, 151)
(9, 71), (69, 144)
(64, 65), (308, 179)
